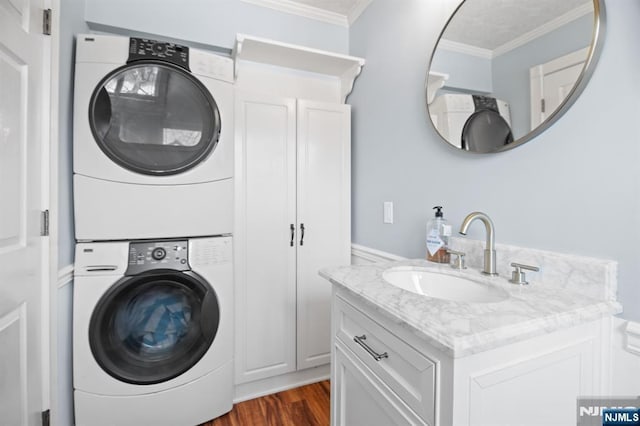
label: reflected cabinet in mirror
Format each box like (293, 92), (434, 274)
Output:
(426, 0), (605, 153)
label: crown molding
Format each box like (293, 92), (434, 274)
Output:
(493, 3), (593, 57)
(347, 0), (373, 25)
(438, 38), (493, 59)
(240, 0), (349, 27)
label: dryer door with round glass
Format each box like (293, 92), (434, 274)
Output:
(89, 61), (221, 176)
(89, 270), (220, 385)
(461, 109), (514, 153)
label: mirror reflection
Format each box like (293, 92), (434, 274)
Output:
(427, 0), (601, 153)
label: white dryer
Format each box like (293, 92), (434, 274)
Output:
(73, 236), (233, 426)
(430, 94), (513, 152)
(74, 34), (234, 241)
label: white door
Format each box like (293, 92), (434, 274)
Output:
(540, 63), (583, 121)
(296, 100), (350, 370)
(0, 0), (49, 424)
(234, 92), (297, 384)
(530, 47), (589, 128)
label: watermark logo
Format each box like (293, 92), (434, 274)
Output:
(578, 397), (640, 426)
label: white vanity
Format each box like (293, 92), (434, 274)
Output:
(321, 242), (621, 426)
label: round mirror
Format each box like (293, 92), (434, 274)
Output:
(426, 0), (605, 153)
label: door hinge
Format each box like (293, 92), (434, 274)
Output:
(43, 9), (52, 35)
(541, 98), (546, 113)
(41, 210), (49, 236)
(41, 409), (50, 426)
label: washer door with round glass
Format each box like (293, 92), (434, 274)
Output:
(89, 61), (221, 176)
(89, 270), (220, 385)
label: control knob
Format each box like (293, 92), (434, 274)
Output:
(151, 247), (166, 260)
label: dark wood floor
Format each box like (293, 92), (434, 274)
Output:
(201, 380), (330, 426)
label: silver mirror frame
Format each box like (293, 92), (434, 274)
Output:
(426, 0), (606, 153)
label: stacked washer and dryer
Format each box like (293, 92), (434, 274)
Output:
(72, 34), (234, 426)
(430, 93), (514, 152)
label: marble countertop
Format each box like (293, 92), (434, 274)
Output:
(320, 259), (622, 358)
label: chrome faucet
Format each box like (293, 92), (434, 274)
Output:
(459, 212), (498, 276)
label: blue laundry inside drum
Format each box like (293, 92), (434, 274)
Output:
(117, 287), (193, 356)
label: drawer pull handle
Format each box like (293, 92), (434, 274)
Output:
(353, 334), (389, 361)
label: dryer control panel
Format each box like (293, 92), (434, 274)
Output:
(126, 240), (189, 275)
(128, 37), (190, 71)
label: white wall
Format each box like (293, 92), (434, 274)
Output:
(348, 0), (640, 322)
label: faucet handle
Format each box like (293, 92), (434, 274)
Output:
(509, 262), (539, 285)
(447, 249), (467, 270)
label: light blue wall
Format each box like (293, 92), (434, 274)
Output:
(349, 0), (640, 321)
(492, 14), (594, 139)
(83, 0), (348, 53)
(431, 48), (492, 93)
(58, 0), (88, 424)
(59, 0), (87, 268)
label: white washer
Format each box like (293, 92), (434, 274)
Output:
(73, 33), (234, 241)
(430, 93), (512, 152)
(73, 236), (233, 426)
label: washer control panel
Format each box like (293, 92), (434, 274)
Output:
(125, 240), (189, 275)
(128, 37), (190, 71)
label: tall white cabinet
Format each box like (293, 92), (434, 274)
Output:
(232, 34), (364, 398)
(234, 92), (351, 386)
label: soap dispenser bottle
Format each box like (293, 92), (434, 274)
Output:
(426, 206), (451, 263)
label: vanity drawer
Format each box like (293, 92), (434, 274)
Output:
(335, 296), (436, 425)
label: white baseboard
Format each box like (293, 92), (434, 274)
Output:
(351, 243), (406, 265)
(233, 364), (329, 403)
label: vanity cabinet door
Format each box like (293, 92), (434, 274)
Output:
(460, 330), (598, 426)
(333, 342), (427, 426)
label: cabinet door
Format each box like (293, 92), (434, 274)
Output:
(234, 93), (297, 383)
(333, 343), (426, 426)
(297, 100), (351, 370)
(464, 339), (596, 426)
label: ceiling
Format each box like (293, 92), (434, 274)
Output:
(244, 0), (593, 41)
(442, 0), (593, 50)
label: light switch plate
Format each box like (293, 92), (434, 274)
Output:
(383, 202), (393, 224)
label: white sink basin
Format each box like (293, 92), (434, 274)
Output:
(382, 267), (509, 303)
